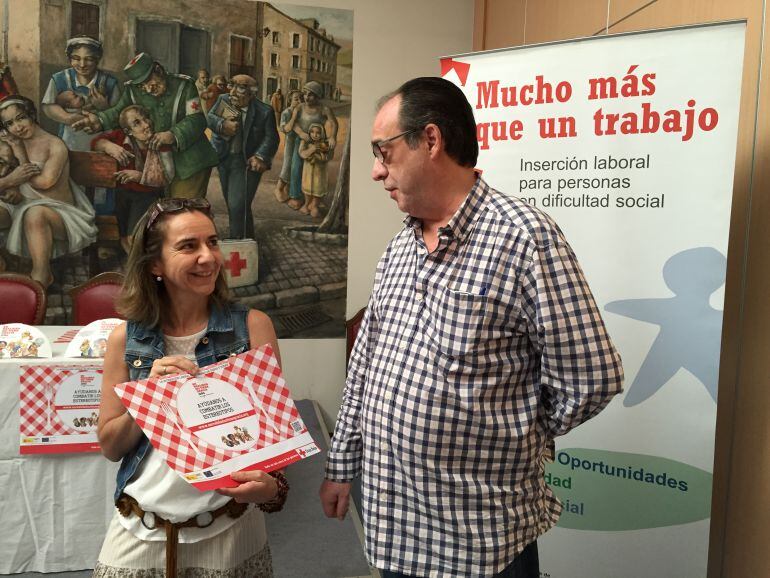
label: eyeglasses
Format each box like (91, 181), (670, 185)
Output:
(371, 128), (422, 164)
(145, 198), (212, 231)
(227, 83), (251, 94)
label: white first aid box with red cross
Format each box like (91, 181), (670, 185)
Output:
(220, 239), (258, 288)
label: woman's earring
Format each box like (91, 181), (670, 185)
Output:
(156, 276), (162, 282)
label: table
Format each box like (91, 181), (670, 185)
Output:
(1, 327), (372, 576)
(0, 327), (117, 573)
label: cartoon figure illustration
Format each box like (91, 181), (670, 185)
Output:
(274, 89), (301, 203)
(605, 247), (725, 405)
(0, 96), (98, 288)
(284, 80), (338, 211)
(80, 338), (92, 357)
(74, 52), (217, 199)
(41, 36), (120, 152)
(207, 74), (278, 239)
(0, 340), (7, 358)
(92, 337), (108, 358)
(92, 104), (169, 253)
(298, 123), (329, 218)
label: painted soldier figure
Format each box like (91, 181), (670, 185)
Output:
(73, 52), (218, 199)
(207, 75), (278, 239)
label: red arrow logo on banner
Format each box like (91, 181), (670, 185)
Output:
(440, 58), (471, 86)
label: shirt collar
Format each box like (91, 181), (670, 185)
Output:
(403, 175), (489, 243)
(130, 302), (236, 342)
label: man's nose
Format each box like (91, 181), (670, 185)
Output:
(371, 157), (387, 181)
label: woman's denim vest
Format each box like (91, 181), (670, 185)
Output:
(113, 302), (251, 502)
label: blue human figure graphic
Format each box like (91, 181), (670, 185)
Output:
(605, 247), (725, 406)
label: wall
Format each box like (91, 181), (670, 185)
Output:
(474, 1), (769, 576)
(275, 0), (475, 427)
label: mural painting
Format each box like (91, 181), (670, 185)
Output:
(0, 0), (352, 338)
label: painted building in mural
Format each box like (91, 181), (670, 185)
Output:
(262, 3), (340, 100)
(0, 0), (352, 337)
(0, 0), (266, 134)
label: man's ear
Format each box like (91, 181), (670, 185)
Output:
(424, 123), (443, 158)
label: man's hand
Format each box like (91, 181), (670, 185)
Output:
(148, 131), (175, 151)
(221, 118), (239, 138)
(319, 479), (351, 521)
(248, 156), (268, 173)
(100, 141), (134, 166)
(217, 470), (279, 504)
(71, 111), (103, 134)
(114, 169), (142, 184)
(4, 163), (41, 187)
(1, 188), (22, 204)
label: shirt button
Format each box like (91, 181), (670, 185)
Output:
(415, 293), (424, 302)
(132, 359), (142, 367)
(201, 337), (209, 345)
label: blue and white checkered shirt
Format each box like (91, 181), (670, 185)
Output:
(326, 177), (623, 577)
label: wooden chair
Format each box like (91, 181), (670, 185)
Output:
(68, 271), (124, 326)
(345, 307), (366, 365)
(0, 273), (47, 324)
(68, 151), (121, 276)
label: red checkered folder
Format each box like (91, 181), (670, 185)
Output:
(19, 365), (103, 454)
(114, 345), (320, 491)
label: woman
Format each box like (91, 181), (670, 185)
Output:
(286, 81), (338, 210)
(0, 96), (97, 288)
(41, 36), (120, 152)
(273, 89), (302, 203)
(94, 198), (286, 577)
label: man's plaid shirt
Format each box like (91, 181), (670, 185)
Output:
(326, 178), (623, 577)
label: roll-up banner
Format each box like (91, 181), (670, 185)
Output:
(441, 21), (745, 578)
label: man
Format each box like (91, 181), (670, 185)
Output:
(207, 74), (278, 239)
(320, 77), (624, 578)
(73, 52), (218, 199)
(195, 68), (210, 97)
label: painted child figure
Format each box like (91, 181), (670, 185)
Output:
(297, 123), (329, 218)
(91, 104), (173, 253)
(54, 90), (96, 114)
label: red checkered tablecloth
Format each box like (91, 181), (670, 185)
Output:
(115, 345), (305, 475)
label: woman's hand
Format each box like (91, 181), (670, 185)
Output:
(89, 86), (109, 111)
(217, 470), (279, 504)
(150, 355), (198, 378)
(4, 163), (41, 187)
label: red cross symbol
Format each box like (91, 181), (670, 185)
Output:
(298, 448), (306, 457)
(224, 251), (247, 277)
(190, 100), (200, 111)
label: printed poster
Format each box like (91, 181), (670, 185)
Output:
(114, 345), (320, 491)
(64, 318), (122, 358)
(442, 22), (745, 578)
(19, 365), (103, 454)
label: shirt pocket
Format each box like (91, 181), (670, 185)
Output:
(429, 286), (488, 360)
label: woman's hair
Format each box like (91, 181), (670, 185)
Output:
(0, 96), (38, 126)
(116, 204), (231, 328)
(65, 37), (103, 60)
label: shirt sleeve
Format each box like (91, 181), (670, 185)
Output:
(324, 251), (388, 482)
(520, 235), (624, 438)
(169, 79), (207, 152)
(41, 78), (58, 105)
(96, 87), (132, 131)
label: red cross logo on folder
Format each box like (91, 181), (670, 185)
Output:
(225, 252), (247, 277)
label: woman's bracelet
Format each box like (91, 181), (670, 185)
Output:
(257, 471), (289, 513)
